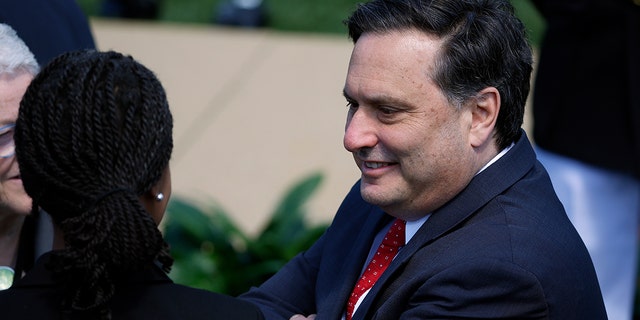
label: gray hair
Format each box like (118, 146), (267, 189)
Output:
(0, 23), (39, 76)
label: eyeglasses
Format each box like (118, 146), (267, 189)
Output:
(0, 123), (15, 159)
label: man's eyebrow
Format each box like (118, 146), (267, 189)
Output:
(343, 88), (411, 109)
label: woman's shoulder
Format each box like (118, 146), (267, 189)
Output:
(114, 281), (264, 319)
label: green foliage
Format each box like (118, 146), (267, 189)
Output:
(510, 0), (546, 48)
(75, 0), (545, 45)
(163, 171), (328, 296)
(263, 0), (358, 35)
(75, 0), (360, 34)
(161, 0), (219, 24)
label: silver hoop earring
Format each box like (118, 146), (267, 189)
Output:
(155, 193), (164, 202)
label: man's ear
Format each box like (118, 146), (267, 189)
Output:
(469, 87), (500, 148)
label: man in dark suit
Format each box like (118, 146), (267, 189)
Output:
(240, 0), (607, 319)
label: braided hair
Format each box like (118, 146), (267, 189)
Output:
(14, 50), (174, 319)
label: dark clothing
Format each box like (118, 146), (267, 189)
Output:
(532, 0), (640, 178)
(0, 252), (264, 319)
(240, 132), (607, 319)
(0, 0), (96, 66)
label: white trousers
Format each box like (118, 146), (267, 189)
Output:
(536, 148), (640, 320)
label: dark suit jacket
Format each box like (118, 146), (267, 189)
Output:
(0, 252), (264, 319)
(532, 0), (640, 178)
(0, 0), (96, 66)
(240, 132), (607, 319)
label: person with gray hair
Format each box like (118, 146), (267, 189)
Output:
(240, 0), (607, 319)
(0, 23), (39, 290)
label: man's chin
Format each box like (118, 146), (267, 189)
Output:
(360, 184), (389, 206)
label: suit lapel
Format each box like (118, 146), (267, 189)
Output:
(320, 203), (392, 318)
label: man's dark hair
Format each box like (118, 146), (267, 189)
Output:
(345, 0), (533, 149)
(15, 50), (173, 319)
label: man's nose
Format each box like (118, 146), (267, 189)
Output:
(344, 109), (377, 153)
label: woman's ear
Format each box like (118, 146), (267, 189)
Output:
(140, 167), (171, 225)
(469, 87), (500, 148)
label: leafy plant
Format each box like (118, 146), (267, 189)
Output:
(163, 171), (328, 296)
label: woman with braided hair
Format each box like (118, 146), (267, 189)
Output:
(0, 50), (264, 320)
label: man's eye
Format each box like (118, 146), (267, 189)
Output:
(0, 125), (14, 138)
(379, 106), (397, 115)
(0, 128), (14, 144)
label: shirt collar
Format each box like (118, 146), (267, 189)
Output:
(476, 142), (515, 175)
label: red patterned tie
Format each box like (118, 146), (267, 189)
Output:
(346, 219), (406, 320)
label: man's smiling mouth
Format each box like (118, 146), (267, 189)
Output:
(364, 162), (392, 169)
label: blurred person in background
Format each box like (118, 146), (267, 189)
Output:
(0, 0), (97, 287)
(0, 0), (96, 67)
(531, 1), (640, 319)
(0, 0), (95, 284)
(101, 0), (161, 20)
(0, 23), (39, 290)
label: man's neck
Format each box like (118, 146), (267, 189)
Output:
(476, 143), (514, 176)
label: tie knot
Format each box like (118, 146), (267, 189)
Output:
(382, 218), (405, 247)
